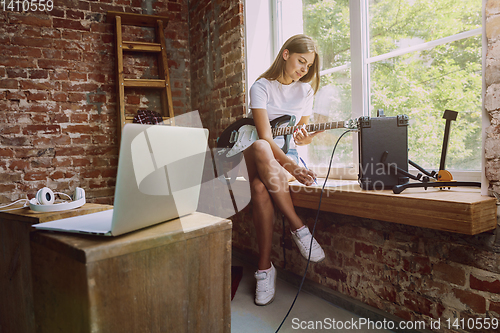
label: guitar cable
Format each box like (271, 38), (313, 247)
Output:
(275, 129), (354, 333)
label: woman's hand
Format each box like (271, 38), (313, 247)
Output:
(285, 163), (317, 186)
(293, 126), (324, 146)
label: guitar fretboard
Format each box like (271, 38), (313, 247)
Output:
(272, 121), (346, 137)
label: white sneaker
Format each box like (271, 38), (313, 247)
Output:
(291, 227), (325, 262)
(254, 263), (277, 306)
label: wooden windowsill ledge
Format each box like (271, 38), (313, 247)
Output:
(288, 180), (497, 235)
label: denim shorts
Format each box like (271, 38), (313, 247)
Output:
(286, 148), (299, 165)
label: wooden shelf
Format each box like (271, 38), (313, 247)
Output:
(289, 180), (497, 235)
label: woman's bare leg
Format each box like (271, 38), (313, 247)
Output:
(244, 140), (304, 270)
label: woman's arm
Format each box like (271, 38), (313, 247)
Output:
(252, 109), (316, 185)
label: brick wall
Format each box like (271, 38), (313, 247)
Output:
(188, 0), (245, 145)
(0, 0), (246, 204)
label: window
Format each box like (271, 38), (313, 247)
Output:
(245, 0), (484, 181)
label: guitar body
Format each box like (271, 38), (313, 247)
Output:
(216, 115), (296, 157)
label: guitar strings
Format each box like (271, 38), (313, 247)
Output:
(275, 129), (353, 333)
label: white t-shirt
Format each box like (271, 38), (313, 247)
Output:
(249, 78), (314, 122)
(248, 78), (314, 150)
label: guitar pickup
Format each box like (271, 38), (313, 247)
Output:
(229, 130), (239, 144)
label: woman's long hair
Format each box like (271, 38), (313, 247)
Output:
(258, 34), (320, 94)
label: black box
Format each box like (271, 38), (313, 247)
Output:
(358, 115), (409, 190)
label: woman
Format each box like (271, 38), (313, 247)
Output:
(245, 34), (325, 306)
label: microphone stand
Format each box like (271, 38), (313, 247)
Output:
(392, 110), (480, 194)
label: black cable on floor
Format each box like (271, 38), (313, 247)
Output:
(281, 213), (286, 269)
(275, 129), (353, 333)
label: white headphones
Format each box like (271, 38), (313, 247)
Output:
(29, 187), (86, 212)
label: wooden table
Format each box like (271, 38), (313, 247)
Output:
(30, 212), (232, 333)
(0, 203), (113, 333)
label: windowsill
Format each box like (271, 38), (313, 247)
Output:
(288, 179), (497, 235)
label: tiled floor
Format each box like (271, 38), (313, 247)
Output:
(231, 257), (393, 332)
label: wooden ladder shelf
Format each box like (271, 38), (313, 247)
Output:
(107, 11), (175, 137)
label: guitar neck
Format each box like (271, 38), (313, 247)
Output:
(272, 121), (346, 136)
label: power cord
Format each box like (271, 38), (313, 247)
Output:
(275, 129), (353, 332)
(0, 198), (29, 212)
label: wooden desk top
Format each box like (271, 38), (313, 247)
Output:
(30, 212), (232, 263)
(0, 203), (113, 224)
(289, 180), (497, 235)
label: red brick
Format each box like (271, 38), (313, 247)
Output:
(38, 59), (76, 70)
(1, 136), (31, 146)
(20, 47), (43, 58)
(6, 91), (26, 100)
(55, 147), (85, 156)
(51, 71), (69, 81)
(0, 56), (36, 68)
(9, 13), (51, 27)
(489, 301), (500, 316)
(30, 70), (49, 79)
(63, 51), (82, 61)
(50, 171), (66, 180)
(0, 79), (18, 89)
(67, 10), (85, 20)
(0, 45), (20, 56)
(33, 137), (53, 147)
(52, 135), (71, 146)
(62, 82), (99, 92)
(52, 157), (72, 168)
(8, 160), (30, 171)
(23, 125), (60, 135)
(72, 135), (92, 145)
(453, 289), (486, 313)
(62, 124), (99, 134)
(51, 92), (68, 102)
(0, 148), (14, 158)
(20, 80), (59, 90)
(403, 255), (431, 275)
(73, 157), (92, 167)
(470, 274), (500, 294)
(19, 27), (42, 38)
(42, 49), (62, 59)
(12, 37), (51, 48)
(27, 92), (49, 101)
(82, 169), (101, 179)
(69, 72), (87, 81)
(62, 30), (83, 40)
(68, 93), (86, 102)
(7, 68), (28, 78)
(24, 171), (48, 181)
(70, 114), (89, 123)
(0, 125), (21, 135)
(402, 292), (433, 317)
(53, 18), (91, 31)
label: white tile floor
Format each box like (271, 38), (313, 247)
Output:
(231, 257), (393, 332)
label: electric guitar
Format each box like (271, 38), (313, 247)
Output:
(216, 115), (357, 158)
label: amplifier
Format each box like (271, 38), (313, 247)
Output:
(358, 113), (410, 190)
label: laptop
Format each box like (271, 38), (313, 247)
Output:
(33, 123), (209, 236)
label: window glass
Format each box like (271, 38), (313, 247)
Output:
(369, 0), (482, 170)
(303, 0), (354, 169)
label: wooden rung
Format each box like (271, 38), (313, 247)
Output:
(123, 79), (166, 88)
(122, 41), (161, 52)
(106, 11), (169, 27)
(125, 116), (171, 123)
